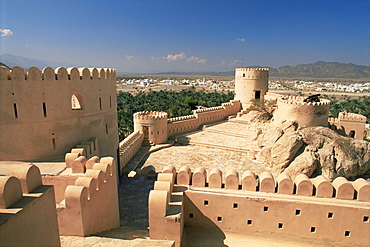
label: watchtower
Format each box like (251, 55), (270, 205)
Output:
(234, 68), (269, 109)
(133, 111), (168, 145)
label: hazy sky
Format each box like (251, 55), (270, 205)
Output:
(1, 0), (369, 73)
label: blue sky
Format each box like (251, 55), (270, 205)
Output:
(1, 0), (369, 73)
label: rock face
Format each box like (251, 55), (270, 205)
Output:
(254, 116), (370, 180)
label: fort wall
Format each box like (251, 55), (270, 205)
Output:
(133, 100), (241, 144)
(149, 166), (370, 246)
(0, 66), (119, 161)
(118, 131), (144, 173)
(234, 68), (269, 109)
(274, 96), (330, 127)
(0, 164), (60, 246)
(329, 112), (366, 140)
(56, 156), (120, 236)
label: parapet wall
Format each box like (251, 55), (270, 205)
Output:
(119, 131), (144, 174)
(329, 112), (366, 140)
(0, 66), (118, 161)
(132, 100), (241, 145)
(0, 164), (60, 246)
(57, 156), (120, 236)
(274, 96), (330, 127)
(149, 173), (184, 247)
(168, 99), (241, 137)
(152, 166), (370, 246)
(161, 166), (370, 201)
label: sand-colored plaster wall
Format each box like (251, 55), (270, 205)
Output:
(0, 164), (60, 246)
(119, 131), (144, 173)
(132, 100), (241, 145)
(184, 189), (370, 246)
(274, 96), (330, 127)
(234, 68), (269, 109)
(329, 112), (366, 140)
(0, 66), (119, 161)
(57, 156), (120, 236)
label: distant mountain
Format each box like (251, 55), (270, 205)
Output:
(0, 53), (76, 70)
(141, 62), (370, 79)
(269, 61), (370, 79)
(0, 62), (10, 69)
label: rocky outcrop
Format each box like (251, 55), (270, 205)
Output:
(254, 114), (370, 180)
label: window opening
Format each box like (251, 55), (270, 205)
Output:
(13, 103), (18, 119)
(43, 102), (47, 117)
(310, 227), (316, 233)
(52, 138), (56, 150)
(71, 94), (82, 110)
(99, 97), (102, 110)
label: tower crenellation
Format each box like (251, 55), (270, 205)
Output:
(0, 66), (118, 161)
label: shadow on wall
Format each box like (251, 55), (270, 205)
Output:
(183, 194), (227, 247)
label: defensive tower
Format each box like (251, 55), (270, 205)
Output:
(0, 66), (118, 161)
(273, 96), (330, 127)
(133, 111), (168, 144)
(234, 68), (269, 109)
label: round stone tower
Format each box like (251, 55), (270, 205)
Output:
(234, 68), (269, 109)
(133, 111), (168, 145)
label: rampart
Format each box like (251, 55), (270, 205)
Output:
(0, 66), (119, 161)
(149, 172), (184, 247)
(149, 166), (370, 246)
(132, 100), (241, 145)
(118, 131), (144, 173)
(0, 164), (60, 246)
(39, 142), (120, 236)
(329, 112), (366, 140)
(234, 68), (269, 109)
(56, 155), (120, 236)
(274, 96), (330, 127)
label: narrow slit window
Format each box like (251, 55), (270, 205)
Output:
(105, 124), (108, 134)
(109, 96), (112, 108)
(42, 102), (47, 117)
(52, 138), (56, 150)
(13, 103), (18, 119)
(99, 97), (102, 110)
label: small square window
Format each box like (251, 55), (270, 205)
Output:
(189, 213), (194, 219)
(217, 216), (222, 222)
(247, 219), (252, 225)
(204, 200), (209, 206)
(344, 231), (350, 237)
(295, 209), (301, 216)
(328, 212), (334, 218)
(363, 216), (369, 222)
(233, 203), (238, 209)
(263, 206), (268, 212)
(278, 223), (283, 229)
(310, 227), (316, 233)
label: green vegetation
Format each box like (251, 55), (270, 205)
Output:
(117, 89), (234, 141)
(329, 97), (370, 121)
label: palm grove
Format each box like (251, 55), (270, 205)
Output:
(117, 89), (370, 141)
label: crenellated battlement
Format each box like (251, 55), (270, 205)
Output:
(0, 65), (119, 161)
(0, 66), (116, 81)
(274, 95), (330, 127)
(236, 68), (269, 71)
(168, 114), (196, 123)
(134, 111), (168, 121)
(338, 112), (367, 122)
(278, 96), (331, 106)
(160, 165), (370, 202)
(194, 106), (224, 113)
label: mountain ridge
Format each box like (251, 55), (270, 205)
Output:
(1, 53), (369, 79)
